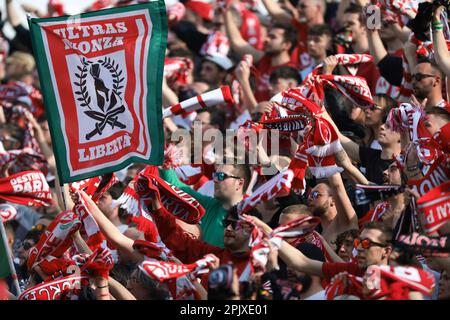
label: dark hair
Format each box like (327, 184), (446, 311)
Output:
(425, 106), (450, 121)
(227, 205), (262, 221)
(344, 3), (365, 25)
(0, 123), (25, 145)
(272, 23), (298, 54)
(334, 229), (359, 253)
(308, 24), (333, 38)
(24, 228), (45, 244)
(269, 66), (301, 85)
(232, 163), (252, 193)
(417, 57), (444, 78)
(107, 181), (126, 200)
(363, 221), (393, 244)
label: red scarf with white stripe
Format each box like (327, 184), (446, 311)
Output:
(139, 254), (217, 282)
(236, 170), (294, 214)
(0, 170), (52, 206)
(27, 210), (81, 275)
(325, 273), (363, 300)
(69, 173), (118, 203)
(364, 265), (435, 300)
(163, 86), (234, 118)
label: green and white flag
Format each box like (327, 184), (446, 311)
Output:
(28, 1), (167, 183)
(0, 232), (11, 279)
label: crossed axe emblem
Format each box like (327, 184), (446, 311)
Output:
(84, 63), (126, 140)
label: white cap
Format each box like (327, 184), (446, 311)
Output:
(203, 53), (234, 71)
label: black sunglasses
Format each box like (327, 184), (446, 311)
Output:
(412, 73), (438, 81)
(222, 219), (238, 229)
(213, 172), (241, 182)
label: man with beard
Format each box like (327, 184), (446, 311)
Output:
(224, 6), (298, 102)
(307, 173), (358, 245)
(159, 164), (251, 247)
(412, 58), (447, 108)
(199, 54), (234, 89)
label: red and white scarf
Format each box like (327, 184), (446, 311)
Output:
(236, 170), (294, 214)
(0, 203), (17, 222)
(303, 117), (344, 179)
(0, 170), (52, 206)
(200, 31), (230, 57)
(364, 265), (435, 300)
(139, 254), (217, 282)
(300, 54), (375, 109)
(69, 173), (118, 203)
(164, 57), (193, 88)
(417, 181), (450, 235)
(163, 86), (234, 118)
(387, 103), (443, 166)
(72, 193), (105, 250)
(27, 210), (81, 274)
(18, 274), (89, 300)
(325, 273), (364, 300)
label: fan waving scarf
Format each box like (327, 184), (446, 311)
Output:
(27, 210), (81, 274)
(163, 86), (234, 118)
(69, 172), (118, 202)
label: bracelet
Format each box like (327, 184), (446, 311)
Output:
(98, 293), (110, 297)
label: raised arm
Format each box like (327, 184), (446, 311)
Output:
(335, 149), (369, 185)
(367, 29), (388, 65)
(5, 0), (22, 27)
(327, 172), (358, 229)
(278, 240), (324, 277)
(234, 60), (258, 113)
(432, 6), (450, 76)
(243, 215), (324, 276)
(224, 4), (264, 63)
(77, 190), (144, 263)
(261, 0), (294, 22)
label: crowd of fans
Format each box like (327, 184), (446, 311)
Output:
(0, 0), (449, 301)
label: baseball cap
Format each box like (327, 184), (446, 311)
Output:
(203, 53), (234, 71)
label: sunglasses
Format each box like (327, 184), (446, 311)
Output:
(412, 73), (438, 81)
(354, 238), (388, 249)
(222, 219), (239, 229)
(368, 104), (383, 111)
(213, 172), (241, 182)
(308, 191), (328, 200)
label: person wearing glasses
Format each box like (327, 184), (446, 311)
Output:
(306, 175), (358, 245)
(321, 110), (401, 185)
(158, 163), (251, 248)
(150, 197), (264, 282)
(249, 217), (395, 299)
(411, 58), (447, 108)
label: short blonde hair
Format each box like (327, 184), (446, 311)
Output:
(6, 51), (36, 73)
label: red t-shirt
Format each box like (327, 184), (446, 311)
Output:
(255, 55), (299, 102)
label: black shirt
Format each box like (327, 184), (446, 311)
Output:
(377, 54), (403, 87)
(359, 146), (393, 184)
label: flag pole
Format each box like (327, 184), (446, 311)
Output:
(0, 220), (21, 295)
